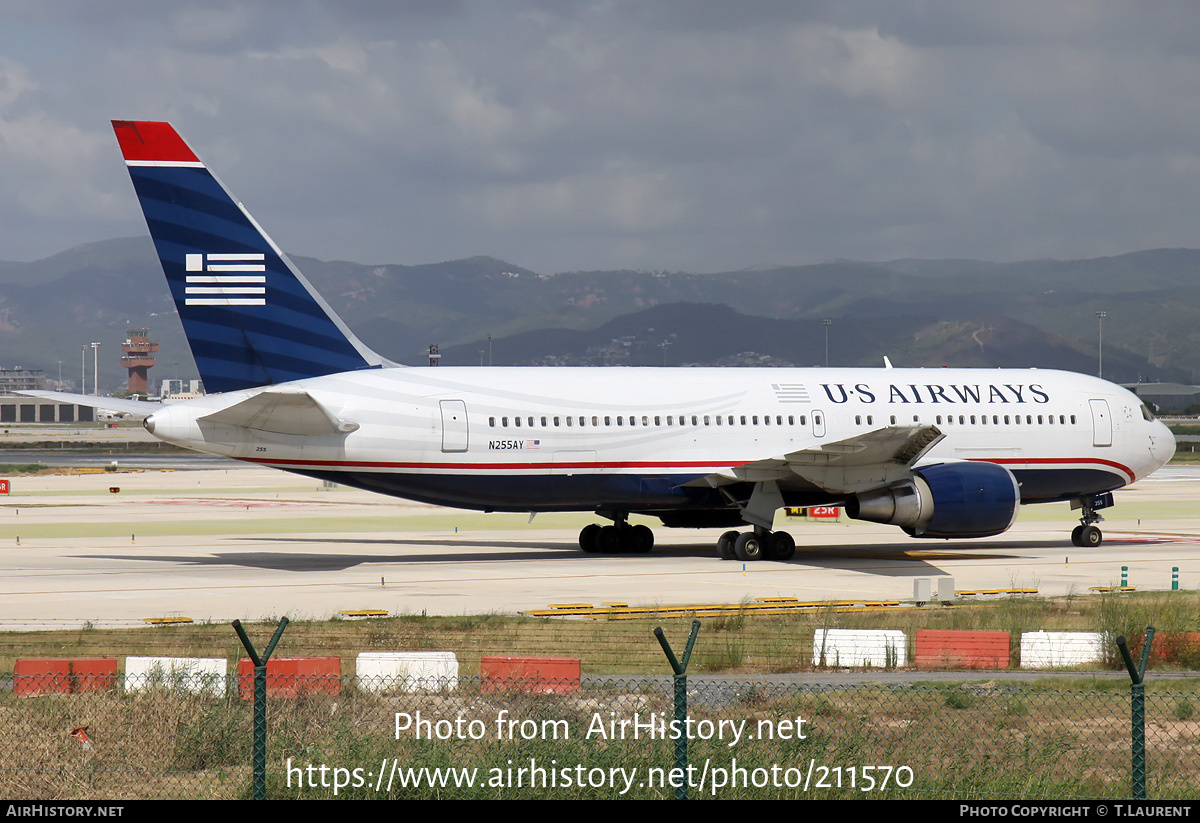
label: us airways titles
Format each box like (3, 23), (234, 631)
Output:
(819, 383), (1050, 406)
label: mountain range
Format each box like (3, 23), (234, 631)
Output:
(0, 237), (1195, 391)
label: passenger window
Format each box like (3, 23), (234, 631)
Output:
(514, 417), (521, 427)
(502, 416), (509, 427)
(553, 416), (560, 426)
(855, 415), (862, 425)
(889, 415), (896, 425)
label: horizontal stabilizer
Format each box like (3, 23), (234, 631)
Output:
(16, 391), (162, 417)
(199, 390), (358, 436)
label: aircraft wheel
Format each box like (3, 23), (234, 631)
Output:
(768, 531), (796, 561)
(734, 532), (764, 562)
(579, 524), (601, 553)
(1070, 525), (1084, 547)
(597, 525), (622, 553)
(716, 530), (738, 560)
(1080, 525), (1103, 548)
(629, 524), (654, 553)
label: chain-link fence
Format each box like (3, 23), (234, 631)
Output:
(3, 673), (1199, 799)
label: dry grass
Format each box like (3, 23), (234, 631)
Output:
(3, 591), (1198, 676)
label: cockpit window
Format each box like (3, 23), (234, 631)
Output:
(1140, 404), (1156, 422)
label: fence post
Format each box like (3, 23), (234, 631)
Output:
(654, 620), (701, 800)
(1116, 626), (1154, 801)
(233, 617), (290, 800)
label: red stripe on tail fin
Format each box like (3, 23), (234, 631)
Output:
(111, 120), (200, 163)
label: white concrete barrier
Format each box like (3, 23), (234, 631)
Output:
(812, 629), (906, 667)
(1019, 631), (1106, 669)
(124, 656), (227, 696)
(356, 651), (459, 692)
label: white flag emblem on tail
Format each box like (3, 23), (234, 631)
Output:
(184, 254), (266, 305)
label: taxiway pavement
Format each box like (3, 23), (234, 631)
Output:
(0, 464), (1196, 629)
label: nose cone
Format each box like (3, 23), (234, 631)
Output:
(1150, 420), (1176, 468)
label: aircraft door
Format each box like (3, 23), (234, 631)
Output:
(440, 399), (469, 452)
(1089, 399), (1111, 447)
(812, 409), (826, 438)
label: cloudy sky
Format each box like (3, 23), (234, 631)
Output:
(2, 1), (1199, 273)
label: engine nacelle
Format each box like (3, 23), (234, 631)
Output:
(845, 462), (1020, 539)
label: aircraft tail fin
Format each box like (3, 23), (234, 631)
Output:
(112, 120), (391, 394)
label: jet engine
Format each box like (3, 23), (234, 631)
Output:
(845, 462), (1020, 539)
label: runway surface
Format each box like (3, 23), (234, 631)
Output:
(0, 463), (1197, 629)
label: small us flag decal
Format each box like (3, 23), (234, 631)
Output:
(184, 254), (266, 306)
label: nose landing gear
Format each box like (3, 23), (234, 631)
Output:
(1070, 493), (1112, 547)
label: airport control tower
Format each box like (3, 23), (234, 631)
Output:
(121, 328), (159, 395)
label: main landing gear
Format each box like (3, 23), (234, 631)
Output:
(578, 515), (654, 554)
(1070, 494), (1110, 548)
(716, 527), (795, 562)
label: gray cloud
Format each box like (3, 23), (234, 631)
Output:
(0, 1), (1198, 273)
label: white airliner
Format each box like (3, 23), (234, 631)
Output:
(28, 121), (1177, 561)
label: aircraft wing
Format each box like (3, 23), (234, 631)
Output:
(16, 390), (163, 417)
(686, 425), (944, 495)
(199, 389), (359, 436)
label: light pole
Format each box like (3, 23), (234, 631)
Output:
(487, 334), (493, 366)
(91, 342), (101, 396)
(1095, 311), (1106, 379)
(822, 319), (832, 367)
(81, 346), (86, 394)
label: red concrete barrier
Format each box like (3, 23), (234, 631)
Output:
(1129, 632), (1200, 666)
(915, 630), (1010, 670)
(236, 657), (342, 699)
(13, 658), (118, 695)
(481, 656), (581, 694)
